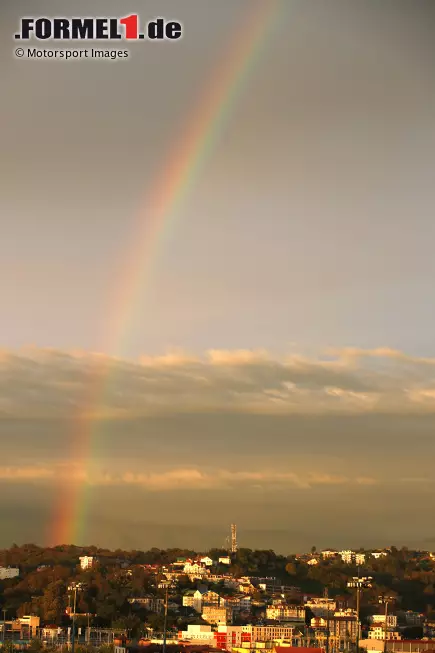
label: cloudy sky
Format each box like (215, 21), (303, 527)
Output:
(1, 0), (435, 552)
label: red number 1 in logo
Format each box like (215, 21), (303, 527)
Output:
(120, 14), (139, 39)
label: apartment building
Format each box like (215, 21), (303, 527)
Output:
(251, 625), (295, 642)
(213, 624), (295, 650)
(339, 551), (365, 565)
(266, 604), (306, 622)
(305, 598), (337, 617)
(368, 626), (401, 641)
(340, 551), (355, 564)
(401, 612), (423, 626)
(202, 606), (232, 625)
(370, 615), (398, 628)
(179, 624), (215, 644)
(328, 611), (358, 640)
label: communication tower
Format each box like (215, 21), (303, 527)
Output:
(231, 523), (237, 553)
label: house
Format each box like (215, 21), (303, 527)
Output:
(218, 556), (231, 565)
(183, 561), (208, 577)
(0, 567), (19, 579)
(182, 589), (196, 609)
(239, 582), (256, 594)
(79, 556), (95, 570)
(200, 556), (214, 567)
(372, 551), (388, 560)
(182, 588), (207, 612)
(321, 550), (338, 559)
(307, 558), (319, 566)
(202, 590), (222, 607)
(222, 594), (252, 614)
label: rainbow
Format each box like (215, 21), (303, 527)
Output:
(48, 0), (282, 547)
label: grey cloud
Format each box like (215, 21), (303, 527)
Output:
(1, 347), (435, 417)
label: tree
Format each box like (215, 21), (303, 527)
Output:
(285, 562), (297, 576)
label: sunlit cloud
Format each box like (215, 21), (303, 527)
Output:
(1, 346), (435, 418)
(0, 463), (379, 491)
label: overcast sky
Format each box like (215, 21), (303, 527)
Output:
(1, 0), (435, 552)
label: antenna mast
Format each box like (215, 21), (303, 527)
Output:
(231, 524), (237, 553)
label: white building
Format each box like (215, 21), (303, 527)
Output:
(0, 567), (19, 579)
(200, 556), (214, 567)
(340, 550), (355, 564)
(370, 615), (398, 628)
(179, 625), (215, 644)
(183, 561), (207, 577)
(307, 558), (319, 566)
(368, 626), (401, 640)
(321, 550), (338, 559)
(305, 598), (336, 617)
(219, 556), (231, 565)
(266, 604), (305, 621)
(372, 551), (388, 559)
(339, 551), (365, 565)
(79, 556), (95, 570)
(182, 589), (207, 612)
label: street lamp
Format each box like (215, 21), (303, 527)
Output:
(68, 582), (84, 653)
(347, 576), (372, 653)
(379, 595), (395, 653)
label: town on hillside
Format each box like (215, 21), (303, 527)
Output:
(1, 531), (435, 653)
